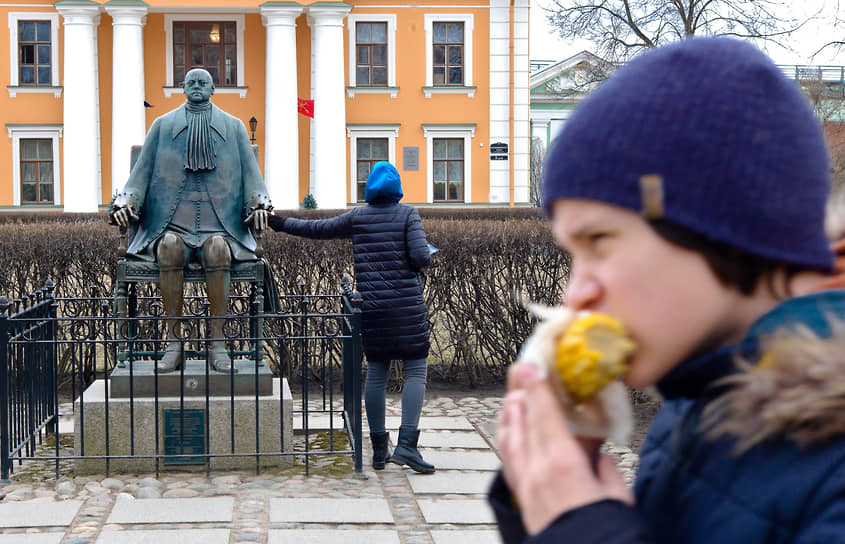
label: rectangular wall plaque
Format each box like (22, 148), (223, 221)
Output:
(163, 408), (206, 465)
(403, 146), (419, 170)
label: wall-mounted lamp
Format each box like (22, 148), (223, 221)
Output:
(249, 116), (258, 143)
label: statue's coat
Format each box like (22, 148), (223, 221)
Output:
(115, 103), (271, 258)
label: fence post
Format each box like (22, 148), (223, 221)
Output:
(349, 290), (363, 474)
(0, 296), (11, 483)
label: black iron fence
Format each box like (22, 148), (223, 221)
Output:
(1, 277), (363, 482)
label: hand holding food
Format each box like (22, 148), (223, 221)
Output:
(519, 305), (635, 444)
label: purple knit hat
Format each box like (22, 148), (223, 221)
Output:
(543, 37), (834, 271)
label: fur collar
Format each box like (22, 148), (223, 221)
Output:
(702, 317), (845, 453)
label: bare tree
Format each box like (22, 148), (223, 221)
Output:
(530, 137), (546, 207)
(546, 0), (807, 62)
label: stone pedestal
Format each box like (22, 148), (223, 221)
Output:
(110, 359), (274, 398)
(73, 378), (293, 474)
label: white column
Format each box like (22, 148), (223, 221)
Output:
(105, 2), (147, 192)
(307, 3), (351, 209)
(55, 1), (101, 212)
(261, 4), (303, 210)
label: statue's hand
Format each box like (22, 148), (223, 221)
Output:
(111, 206), (139, 228)
(245, 208), (268, 232)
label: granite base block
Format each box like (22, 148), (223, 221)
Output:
(73, 378), (292, 474)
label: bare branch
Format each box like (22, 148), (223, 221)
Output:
(546, 0), (807, 63)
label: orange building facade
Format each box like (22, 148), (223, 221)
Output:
(0, 0), (530, 211)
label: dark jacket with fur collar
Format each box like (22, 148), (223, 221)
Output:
(490, 290), (845, 543)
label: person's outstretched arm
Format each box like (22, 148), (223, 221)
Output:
(268, 209), (355, 240)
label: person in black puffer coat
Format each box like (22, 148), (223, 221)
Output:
(268, 161), (435, 474)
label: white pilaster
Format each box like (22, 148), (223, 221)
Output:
(55, 1), (101, 212)
(261, 3), (303, 210)
(105, 2), (147, 192)
(513, 0), (531, 203)
(488, 0), (510, 204)
(307, 3), (352, 209)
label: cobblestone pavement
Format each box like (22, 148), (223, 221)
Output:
(0, 392), (640, 544)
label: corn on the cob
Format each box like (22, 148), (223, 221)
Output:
(553, 313), (635, 403)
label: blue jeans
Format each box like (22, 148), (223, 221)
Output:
(365, 358), (428, 434)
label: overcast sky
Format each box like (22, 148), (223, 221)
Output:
(529, 0), (845, 66)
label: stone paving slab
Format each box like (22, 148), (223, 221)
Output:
(0, 534), (64, 544)
(293, 415), (475, 432)
(292, 415), (350, 432)
(419, 450), (501, 471)
(389, 430), (489, 449)
(269, 498), (394, 523)
(417, 499), (497, 524)
(431, 530), (503, 544)
(269, 530), (400, 543)
(0, 500), (83, 528)
(96, 529), (231, 544)
(385, 416), (474, 430)
(106, 497), (234, 524)
(407, 471), (496, 494)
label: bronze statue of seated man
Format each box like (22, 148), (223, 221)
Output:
(111, 68), (272, 373)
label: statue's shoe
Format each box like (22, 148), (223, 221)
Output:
(210, 343), (237, 373)
(157, 342), (183, 373)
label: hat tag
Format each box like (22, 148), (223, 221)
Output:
(639, 174), (664, 220)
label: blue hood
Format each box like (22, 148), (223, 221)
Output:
(364, 161), (403, 203)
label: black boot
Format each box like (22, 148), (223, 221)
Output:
(370, 431), (391, 470)
(389, 428), (435, 474)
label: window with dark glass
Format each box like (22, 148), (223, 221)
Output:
(20, 139), (54, 204)
(356, 138), (389, 202)
(432, 22), (463, 86)
(433, 138), (463, 202)
(19, 21), (51, 86)
(173, 21), (237, 86)
(356, 22), (387, 86)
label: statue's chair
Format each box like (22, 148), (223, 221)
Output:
(114, 145), (267, 367)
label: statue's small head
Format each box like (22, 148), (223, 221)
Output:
(183, 68), (215, 104)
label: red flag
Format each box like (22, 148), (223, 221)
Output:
(297, 98), (314, 118)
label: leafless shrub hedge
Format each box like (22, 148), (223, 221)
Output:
(0, 211), (568, 386)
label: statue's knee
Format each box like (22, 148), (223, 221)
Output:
(157, 233), (186, 270)
(202, 236), (231, 271)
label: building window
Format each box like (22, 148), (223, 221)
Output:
(356, 138), (389, 202)
(423, 14), (473, 96)
(347, 125), (399, 203)
(423, 124), (474, 202)
(356, 22), (387, 86)
(432, 22), (463, 86)
(433, 138), (464, 201)
(20, 139), (54, 204)
(172, 21), (237, 86)
(18, 21), (51, 86)
(8, 13), (60, 94)
(347, 15), (397, 97)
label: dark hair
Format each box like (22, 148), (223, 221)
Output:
(649, 220), (802, 298)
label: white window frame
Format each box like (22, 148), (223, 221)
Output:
(7, 12), (61, 97)
(423, 14), (474, 98)
(163, 13), (247, 98)
(423, 124), (475, 203)
(7, 125), (63, 206)
(346, 14), (398, 98)
(346, 124), (399, 202)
